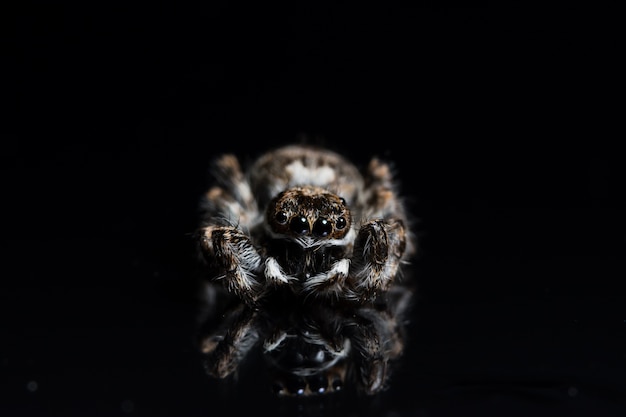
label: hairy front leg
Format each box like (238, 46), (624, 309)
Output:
(349, 219), (407, 302)
(200, 225), (265, 306)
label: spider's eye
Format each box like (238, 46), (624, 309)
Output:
(312, 218), (332, 237)
(275, 211), (288, 224)
(336, 217), (347, 230)
(339, 197), (346, 206)
(290, 216), (309, 235)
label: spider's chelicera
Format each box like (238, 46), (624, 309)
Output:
(195, 144), (416, 396)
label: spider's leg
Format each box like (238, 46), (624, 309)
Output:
(201, 154), (258, 223)
(200, 225), (265, 306)
(346, 307), (402, 395)
(361, 156), (416, 258)
(361, 157), (405, 220)
(200, 303), (260, 379)
(349, 218), (407, 302)
(197, 154), (268, 305)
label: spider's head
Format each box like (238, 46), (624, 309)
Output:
(266, 186), (352, 246)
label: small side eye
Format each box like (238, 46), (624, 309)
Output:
(336, 217), (347, 230)
(339, 197), (346, 205)
(312, 218), (332, 237)
(275, 212), (288, 224)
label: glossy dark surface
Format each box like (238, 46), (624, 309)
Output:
(3, 4), (624, 417)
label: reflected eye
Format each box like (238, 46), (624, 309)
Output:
(290, 216), (309, 234)
(312, 218), (332, 237)
(336, 217), (347, 230)
(275, 211), (288, 224)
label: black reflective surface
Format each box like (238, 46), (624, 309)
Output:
(4, 4), (625, 417)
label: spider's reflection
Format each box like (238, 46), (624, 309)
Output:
(197, 282), (414, 397)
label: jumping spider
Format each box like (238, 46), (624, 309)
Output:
(195, 144), (416, 396)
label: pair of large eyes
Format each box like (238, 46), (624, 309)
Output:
(275, 212), (348, 237)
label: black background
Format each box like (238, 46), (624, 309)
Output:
(3, 3), (625, 417)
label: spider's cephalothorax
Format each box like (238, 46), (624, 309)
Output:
(261, 186), (355, 290)
(196, 143), (416, 396)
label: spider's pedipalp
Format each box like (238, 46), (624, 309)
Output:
(301, 258), (352, 300)
(264, 256), (297, 285)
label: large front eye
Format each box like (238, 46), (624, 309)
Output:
(290, 216), (309, 234)
(312, 218), (332, 237)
